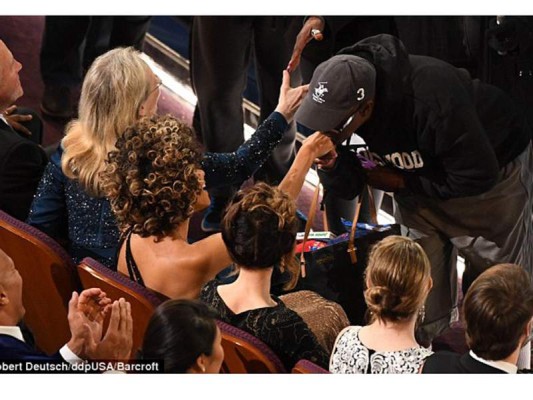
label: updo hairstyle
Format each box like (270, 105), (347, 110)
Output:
(364, 235), (431, 323)
(221, 182), (299, 289)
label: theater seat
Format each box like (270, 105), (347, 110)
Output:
(76, 257), (166, 354)
(292, 359), (330, 374)
(0, 209), (80, 354)
(216, 320), (286, 373)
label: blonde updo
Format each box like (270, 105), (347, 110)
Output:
(364, 236), (431, 323)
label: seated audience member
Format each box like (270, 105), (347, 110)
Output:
(0, 248), (132, 365)
(329, 235), (434, 373)
(139, 299), (223, 373)
(0, 40), (48, 221)
(28, 45), (307, 268)
(102, 115), (334, 300)
(200, 183), (330, 370)
(422, 264), (533, 374)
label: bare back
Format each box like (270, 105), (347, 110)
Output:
(117, 231), (232, 299)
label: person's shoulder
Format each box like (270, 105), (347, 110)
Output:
(410, 57), (471, 103)
(0, 128), (41, 157)
(199, 279), (220, 299)
(421, 350), (461, 373)
(270, 300), (335, 331)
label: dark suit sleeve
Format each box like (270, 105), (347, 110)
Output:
(0, 141), (47, 221)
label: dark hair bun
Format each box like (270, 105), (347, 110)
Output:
(365, 285), (406, 319)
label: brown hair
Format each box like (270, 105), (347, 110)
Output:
(463, 263), (533, 361)
(101, 115), (203, 240)
(221, 182), (299, 290)
(364, 235), (431, 323)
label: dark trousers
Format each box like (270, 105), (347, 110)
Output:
(40, 16), (151, 86)
(190, 16), (301, 198)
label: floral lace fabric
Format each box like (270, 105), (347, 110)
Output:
(330, 326), (433, 374)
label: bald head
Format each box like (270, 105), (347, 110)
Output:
(0, 247), (25, 324)
(0, 40), (24, 110)
(0, 247), (14, 282)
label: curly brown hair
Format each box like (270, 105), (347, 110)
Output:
(101, 115), (203, 240)
(221, 182), (300, 290)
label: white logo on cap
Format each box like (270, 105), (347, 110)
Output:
(357, 88), (365, 101)
(312, 82), (328, 104)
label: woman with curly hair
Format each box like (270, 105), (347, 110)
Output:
(102, 115), (335, 300)
(200, 182), (331, 370)
(27, 44), (310, 267)
(329, 235), (434, 373)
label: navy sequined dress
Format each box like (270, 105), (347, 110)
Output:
(27, 112), (289, 268)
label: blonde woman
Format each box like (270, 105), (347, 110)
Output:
(27, 44), (312, 267)
(329, 235), (434, 373)
(27, 47), (160, 266)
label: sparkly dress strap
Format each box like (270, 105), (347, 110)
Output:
(125, 229), (145, 286)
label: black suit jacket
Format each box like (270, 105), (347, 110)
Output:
(422, 351), (506, 374)
(0, 334), (64, 363)
(0, 119), (47, 221)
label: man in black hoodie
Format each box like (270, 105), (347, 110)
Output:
(295, 34), (533, 344)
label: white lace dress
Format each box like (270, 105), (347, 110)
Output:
(329, 326), (433, 374)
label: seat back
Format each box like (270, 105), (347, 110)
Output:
(76, 257), (165, 354)
(216, 320), (286, 373)
(0, 210), (80, 354)
(291, 359), (330, 374)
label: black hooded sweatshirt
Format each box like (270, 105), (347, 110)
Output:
(320, 34), (531, 200)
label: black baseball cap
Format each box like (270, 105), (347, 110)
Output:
(296, 54), (376, 132)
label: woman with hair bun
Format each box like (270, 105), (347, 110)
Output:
(329, 235), (434, 373)
(200, 182), (330, 370)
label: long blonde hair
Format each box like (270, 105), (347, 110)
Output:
(61, 47), (153, 196)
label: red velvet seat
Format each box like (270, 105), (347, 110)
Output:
(292, 359), (330, 374)
(216, 320), (286, 373)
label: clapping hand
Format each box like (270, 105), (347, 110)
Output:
(66, 289), (112, 358)
(84, 298), (133, 362)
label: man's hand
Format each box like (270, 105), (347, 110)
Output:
(315, 149), (338, 170)
(274, 70), (309, 123)
(85, 298), (133, 362)
(2, 105), (33, 137)
(66, 289), (112, 358)
(365, 166), (406, 192)
(287, 17), (325, 73)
